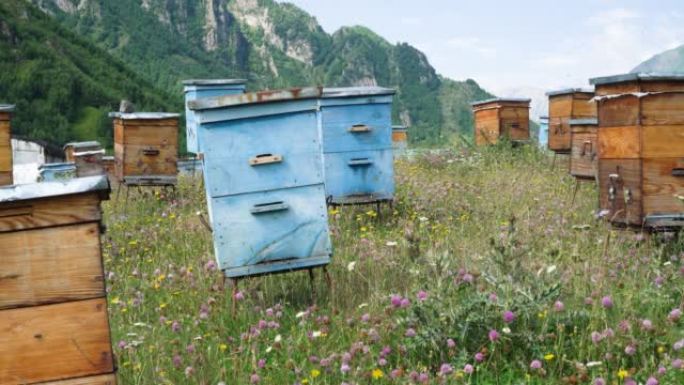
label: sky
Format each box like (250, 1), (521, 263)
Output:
(279, 0), (684, 97)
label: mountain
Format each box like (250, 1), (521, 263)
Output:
(29, 0), (493, 146)
(0, 0), (175, 148)
(632, 44), (684, 73)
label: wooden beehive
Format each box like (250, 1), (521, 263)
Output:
(538, 116), (549, 149)
(0, 176), (116, 384)
(569, 119), (598, 180)
(110, 112), (179, 186)
(0, 104), (14, 186)
(547, 89), (596, 153)
(590, 73), (684, 228)
(320, 87), (396, 205)
(188, 88), (332, 279)
(64, 141), (102, 163)
(183, 79), (247, 154)
(471, 98), (531, 146)
(392, 125), (408, 153)
(101, 156), (116, 182)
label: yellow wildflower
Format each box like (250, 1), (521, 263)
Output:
(372, 369), (384, 380)
(301, 380), (309, 385)
(657, 346), (666, 354)
(219, 344), (228, 352)
(544, 353), (555, 361)
(311, 369), (320, 378)
(618, 369), (629, 379)
(111, 296), (120, 305)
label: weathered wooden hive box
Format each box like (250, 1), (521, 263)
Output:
(590, 73), (684, 228)
(0, 176), (116, 385)
(319, 87), (395, 205)
(183, 79), (247, 154)
(101, 156), (116, 182)
(110, 112), (179, 186)
(471, 98), (531, 145)
(64, 141), (102, 163)
(39, 162), (77, 182)
(569, 119), (598, 180)
(547, 89), (596, 153)
(0, 104), (14, 186)
(188, 88), (332, 278)
(392, 125), (408, 154)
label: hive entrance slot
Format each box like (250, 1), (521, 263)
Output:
(249, 153), (283, 166)
(348, 158), (373, 167)
(250, 201), (290, 215)
(142, 148), (160, 156)
(349, 124), (372, 133)
(672, 168), (684, 177)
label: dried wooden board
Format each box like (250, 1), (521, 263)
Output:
(36, 373), (116, 385)
(121, 144), (177, 177)
(595, 82), (639, 97)
(598, 96), (640, 127)
(642, 157), (684, 215)
(0, 298), (114, 384)
(572, 95), (597, 118)
(119, 124), (178, 147)
(0, 172), (11, 186)
(641, 93), (684, 126)
(474, 108), (500, 146)
(501, 119), (529, 141)
(0, 146), (11, 171)
(0, 193), (102, 233)
(549, 95), (573, 118)
(570, 129), (597, 179)
(0, 122), (9, 144)
(598, 159), (642, 225)
(642, 125), (684, 158)
(598, 126), (640, 159)
(641, 81), (684, 93)
(0, 223), (104, 310)
(548, 117), (571, 151)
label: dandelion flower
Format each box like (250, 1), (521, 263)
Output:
(371, 368), (384, 380)
(544, 354), (555, 361)
(310, 369), (321, 378)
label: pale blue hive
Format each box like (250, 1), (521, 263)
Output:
(188, 88), (332, 278)
(183, 79), (247, 154)
(319, 87), (396, 205)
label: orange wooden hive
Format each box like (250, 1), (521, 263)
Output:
(471, 98), (530, 146)
(0, 176), (116, 384)
(591, 73), (684, 228)
(569, 119), (598, 180)
(546, 89), (596, 153)
(110, 112), (179, 186)
(64, 141), (102, 163)
(0, 104), (14, 186)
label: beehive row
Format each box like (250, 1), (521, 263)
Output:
(0, 176), (116, 385)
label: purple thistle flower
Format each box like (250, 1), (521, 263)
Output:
(658, 366), (666, 375)
(439, 363), (453, 376)
(672, 358), (683, 369)
(675, 339), (684, 351)
(462, 273), (474, 283)
(418, 372), (429, 383)
(233, 291), (244, 301)
(625, 344), (636, 356)
(171, 320), (181, 332)
(378, 358), (387, 366)
(117, 340), (127, 349)
(488, 292), (498, 302)
(475, 352), (485, 362)
(601, 296), (614, 308)
(503, 310), (516, 324)
(530, 360), (542, 370)
(360, 313), (371, 323)
(405, 328), (416, 338)
(172, 355), (182, 368)
(409, 371), (419, 381)
(340, 363), (351, 373)
(654, 276), (664, 287)
(446, 338), (456, 348)
(593, 378), (605, 385)
(488, 329), (500, 342)
(641, 319), (654, 331)
(257, 358), (266, 369)
(554, 301), (565, 312)
(646, 377), (659, 385)
(625, 379), (637, 385)
(591, 331), (603, 344)
(668, 308), (682, 322)
(463, 364), (474, 374)
(390, 294), (402, 308)
(250, 373), (260, 384)
(390, 368), (402, 379)
(186, 344), (195, 354)
(342, 352), (352, 364)
(416, 290), (428, 301)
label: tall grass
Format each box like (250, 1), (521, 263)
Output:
(103, 144), (684, 384)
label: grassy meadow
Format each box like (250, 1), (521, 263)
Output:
(103, 143), (684, 384)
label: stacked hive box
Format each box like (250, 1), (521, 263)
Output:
(538, 116), (549, 149)
(320, 87), (396, 205)
(101, 156), (116, 181)
(569, 119), (598, 180)
(547, 89), (596, 153)
(471, 98), (531, 145)
(0, 105), (14, 186)
(188, 88), (332, 278)
(392, 125), (408, 153)
(64, 141), (105, 178)
(183, 79), (247, 154)
(110, 112), (179, 186)
(39, 163), (77, 182)
(0, 176), (116, 384)
(590, 73), (684, 228)
(64, 141), (102, 163)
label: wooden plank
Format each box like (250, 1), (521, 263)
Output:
(643, 157), (684, 215)
(121, 124), (178, 147)
(571, 95), (597, 118)
(642, 125), (684, 158)
(0, 171), (12, 187)
(549, 95), (573, 118)
(499, 106), (529, 120)
(0, 146), (12, 171)
(113, 121), (124, 145)
(0, 298), (114, 384)
(598, 95), (639, 127)
(548, 117), (571, 152)
(0, 121), (9, 145)
(0, 193), (102, 233)
(598, 126), (640, 159)
(501, 118), (529, 141)
(641, 81), (684, 93)
(570, 128), (597, 179)
(36, 373), (116, 385)
(121, 144), (178, 177)
(0, 223), (104, 310)
(595, 82), (639, 97)
(474, 108), (500, 146)
(642, 93), (684, 126)
(598, 159), (642, 225)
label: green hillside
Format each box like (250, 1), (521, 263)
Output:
(0, 0), (175, 147)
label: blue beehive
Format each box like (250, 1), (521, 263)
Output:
(319, 87), (396, 205)
(188, 88), (332, 278)
(39, 163), (77, 182)
(183, 79), (247, 154)
(538, 116), (549, 149)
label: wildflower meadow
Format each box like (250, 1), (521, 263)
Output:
(104, 143), (684, 384)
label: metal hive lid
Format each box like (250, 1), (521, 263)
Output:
(188, 87), (322, 111)
(0, 104), (15, 112)
(63, 140), (102, 151)
(589, 72), (684, 86)
(546, 88), (594, 97)
(392, 125), (407, 131)
(108, 112), (180, 120)
(182, 79), (247, 86)
(321, 87), (396, 98)
(471, 97), (531, 107)
(569, 118), (598, 125)
(0, 175), (109, 202)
